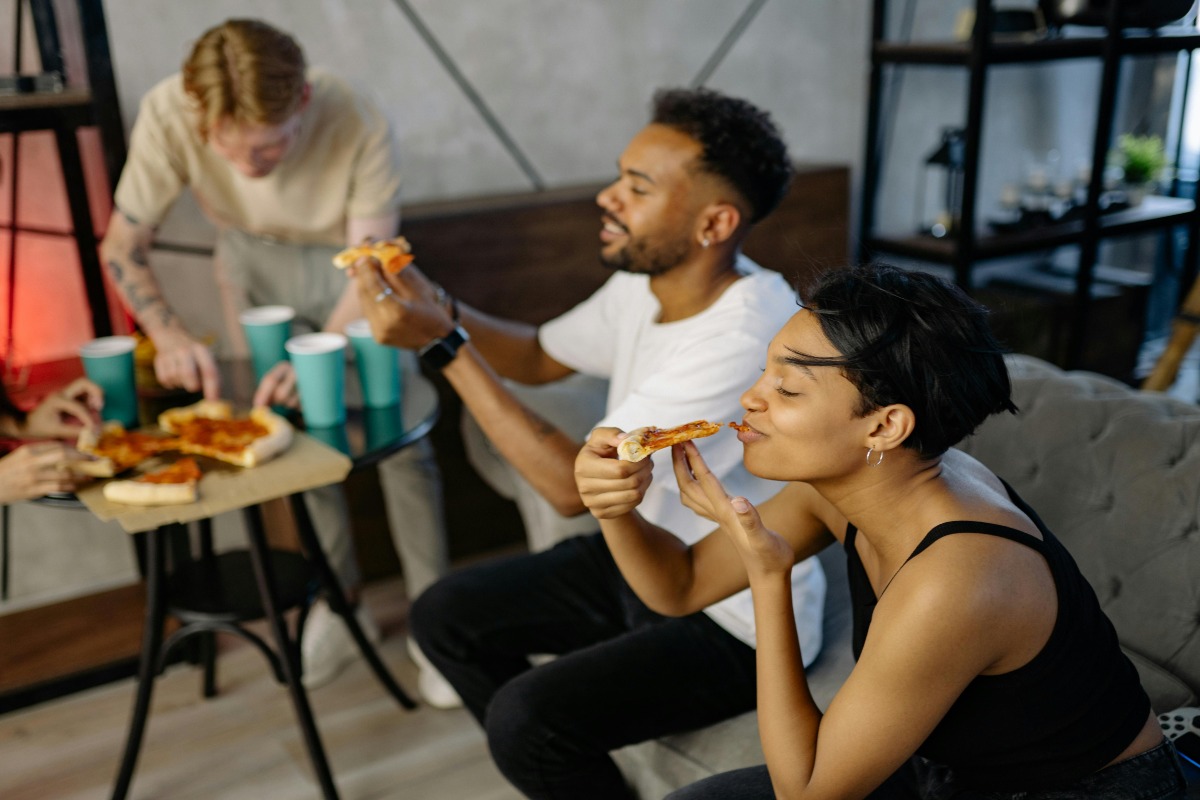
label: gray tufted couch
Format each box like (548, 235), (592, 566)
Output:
(613, 354), (1200, 797)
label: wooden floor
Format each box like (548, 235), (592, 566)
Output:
(0, 576), (522, 800)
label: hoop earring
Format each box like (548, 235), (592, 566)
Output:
(866, 447), (884, 467)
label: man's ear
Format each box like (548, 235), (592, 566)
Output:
(298, 81), (313, 112)
(864, 404), (915, 454)
(697, 202), (742, 248)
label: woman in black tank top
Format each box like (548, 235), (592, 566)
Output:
(576, 264), (1186, 798)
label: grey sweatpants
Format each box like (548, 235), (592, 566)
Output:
(214, 228), (449, 598)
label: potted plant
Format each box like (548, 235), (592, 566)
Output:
(1117, 133), (1167, 205)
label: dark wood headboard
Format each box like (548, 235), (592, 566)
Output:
(402, 163), (851, 325)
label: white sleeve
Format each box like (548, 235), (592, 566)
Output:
(599, 330), (764, 432)
(537, 274), (624, 377)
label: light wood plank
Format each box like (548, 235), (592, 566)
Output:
(0, 577), (521, 800)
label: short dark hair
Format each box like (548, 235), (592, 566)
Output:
(793, 264), (1018, 459)
(651, 87), (793, 224)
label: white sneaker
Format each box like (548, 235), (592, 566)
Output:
(300, 600), (380, 689)
(407, 638), (463, 710)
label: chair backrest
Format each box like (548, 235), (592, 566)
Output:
(959, 354), (1200, 711)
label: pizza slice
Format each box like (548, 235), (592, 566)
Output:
(75, 421), (182, 477)
(332, 235), (414, 274)
(159, 399), (293, 468)
(103, 457), (202, 506)
(617, 420), (725, 463)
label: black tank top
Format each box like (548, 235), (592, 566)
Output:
(845, 481), (1150, 790)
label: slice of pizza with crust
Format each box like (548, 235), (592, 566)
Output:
(617, 420), (725, 463)
(332, 235), (414, 274)
(103, 457), (202, 506)
(75, 422), (182, 477)
(158, 400), (293, 468)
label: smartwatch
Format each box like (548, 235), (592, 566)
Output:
(418, 325), (470, 370)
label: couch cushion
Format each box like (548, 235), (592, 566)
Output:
(959, 355), (1200, 711)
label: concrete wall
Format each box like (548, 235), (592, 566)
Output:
(102, 1), (871, 238)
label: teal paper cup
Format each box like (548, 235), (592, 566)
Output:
(346, 318), (402, 408)
(240, 305), (295, 380)
(285, 332), (348, 427)
(79, 335), (138, 427)
(364, 403), (403, 451)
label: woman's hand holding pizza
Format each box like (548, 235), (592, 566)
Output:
(21, 377), (104, 439)
(252, 361), (300, 409)
(351, 259), (453, 351)
(576, 427), (654, 520)
(677, 441), (793, 580)
(0, 441), (90, 504)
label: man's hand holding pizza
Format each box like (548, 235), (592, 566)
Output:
(351, 258), (454, 351)
(576, 427), (655, 520)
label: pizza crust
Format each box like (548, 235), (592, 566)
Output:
(239, 407), (293, 467)
(332, 236), (414, 273)
(617, 420), (724, 463)
(158, 399), (234, 433)
(158, 400), (293, 467)
(74, 421), (123, 477)
(103, 477), (197, 506)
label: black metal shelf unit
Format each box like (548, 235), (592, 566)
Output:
(858, 0), (1200, 369)
(2, 0), (127, 346)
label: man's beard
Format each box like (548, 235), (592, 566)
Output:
(600, 234), (690, 277)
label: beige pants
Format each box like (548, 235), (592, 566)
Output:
(214, 228), (449, 598)
(462, 372), (609, 552)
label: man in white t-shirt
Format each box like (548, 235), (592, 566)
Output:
(99, 19), (448, 692)
(351, 87), (826, 800)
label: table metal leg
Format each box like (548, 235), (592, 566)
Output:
(111, 525), (168, 800)
(198, 518), (218, 698)
(1, 504), (9, 601)
(242, 506), (340, 800)
(288, 493), (417, 710)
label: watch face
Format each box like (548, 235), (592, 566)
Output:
(419, 327), (468, 370)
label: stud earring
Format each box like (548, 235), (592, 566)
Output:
(701, 237), (711, 248)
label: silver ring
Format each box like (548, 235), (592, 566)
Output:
(374, 287), (394, 303)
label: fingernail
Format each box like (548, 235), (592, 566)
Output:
(732, 497), (750, 513)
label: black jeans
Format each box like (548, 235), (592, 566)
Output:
(666, 739), (1188, 799)
(409, 532), (759, 800)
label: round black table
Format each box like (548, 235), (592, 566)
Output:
(107, 357), (439, 800)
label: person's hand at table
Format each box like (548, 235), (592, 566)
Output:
(252, 360), (300, 409)
(20, 377), (104, 439)
(575, 427), (655, 520)
(0, 441), (92, 504)
(351, 259), (454, 350)
(152, 329), (221, 399)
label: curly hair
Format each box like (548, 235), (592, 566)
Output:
(791, 264), (1018, 459)
(651, 87), (793, 224)
(182, 19), (307, 140)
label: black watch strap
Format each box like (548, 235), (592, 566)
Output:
(418, 325), (470, 370)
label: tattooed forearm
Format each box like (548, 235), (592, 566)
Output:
(105, 255), (179, 332)
(521, 405), (559, 441)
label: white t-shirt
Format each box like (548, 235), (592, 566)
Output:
(540, 257), (826, 659)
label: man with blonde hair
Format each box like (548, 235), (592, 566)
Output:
(100, 18), (454, 699)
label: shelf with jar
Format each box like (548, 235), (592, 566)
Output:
(858, 0), (1200, 371)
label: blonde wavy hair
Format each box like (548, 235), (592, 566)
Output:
(182, 19), (307, 140)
